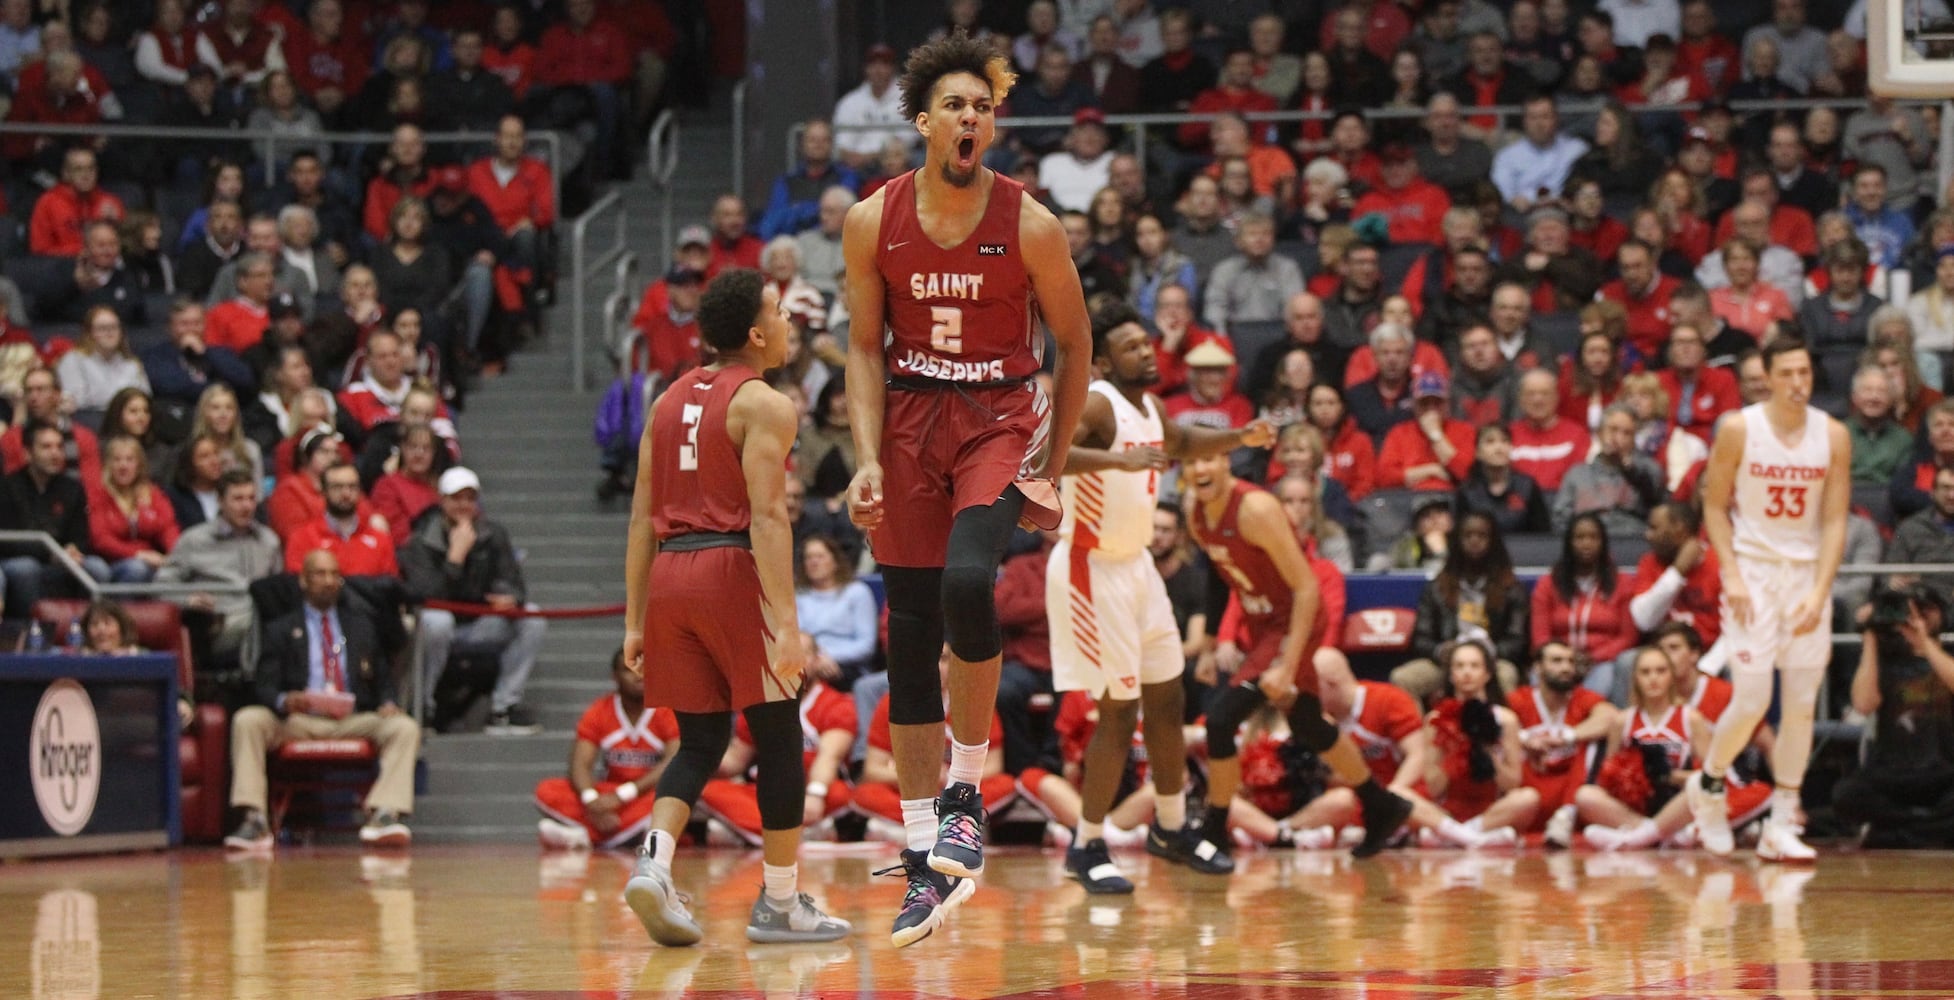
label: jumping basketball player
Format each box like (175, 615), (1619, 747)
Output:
(1050, 303), (1275, 893)
(1688, 334), (1850, 861)
(620, 270), (850, 947)
(843, 31), (1091, 945)
(1183, 452), (1415, 859)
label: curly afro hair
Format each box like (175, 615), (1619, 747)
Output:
(898, 29), (1017, 121)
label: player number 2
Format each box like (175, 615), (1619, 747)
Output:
(1763, 484), (1806, 518)
(677, 403), (703, 471)
(930, 306), (963, 354)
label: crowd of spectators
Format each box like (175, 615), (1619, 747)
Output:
(587, 0), (1954, 852)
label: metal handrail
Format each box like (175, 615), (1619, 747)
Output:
(731, 79), (749, 199)
(567, 189), (630, 391)
(648, 109), (679, 275)
(0, 120), (565, 224)
(0, 530), (247, 600)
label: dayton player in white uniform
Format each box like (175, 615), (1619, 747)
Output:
(1047, 303), (1274, 893)
(1689, 335), (1850, 861)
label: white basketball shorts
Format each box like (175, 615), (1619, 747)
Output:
(1044, 539), (1184, 700)
(1721, 557), (1831, 674)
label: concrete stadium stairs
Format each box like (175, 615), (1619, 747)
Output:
(413, 107), (738, 843)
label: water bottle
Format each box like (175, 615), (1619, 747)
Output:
(65, 617), (83, 652)
(26, 620), (45, 653)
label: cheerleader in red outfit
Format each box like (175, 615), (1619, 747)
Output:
(696, 666), (858, 845)
(1416, 638), (1539, 848)
(1576, 646), (1713, 850)
(534, 649), (680, 849)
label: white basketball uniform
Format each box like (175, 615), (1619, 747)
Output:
(1046, 382), (1184, 700)
(1722, 403), (1834, 674)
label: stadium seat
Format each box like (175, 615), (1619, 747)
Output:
(268, 739), (378, 834)
(31, 598), (228, 843)
(1341, 606), (1416, 681)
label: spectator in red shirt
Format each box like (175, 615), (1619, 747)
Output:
(1509, 368), (1590, 493)
(1352, 144), (1451, 247)
(363, 123), (434, 243)
(482, 5), (537, 100)
(338, 329), (426, 433)
(282, 0), (365, 120)
(1676, 0), (1739, 95)
(135, 0), (223, 96)
(1321, 0), (1412, 62)
(370, 424), (442, 549)
(1629, 499), (1721, 650)
(200, 0), (284, 92)
(705, 194), (763, 278)
(1711, 167), (1819, 258)
(1531, 511), (1639, 677)
(87, 434), (180, 583)
(1149, 282), (1230, 396)
(1325, 109), (1384, 190)
(1654, 316), (1740, 442)
(204, 252), (275, 353)
(536, 0), (632, 179)
(468, 114), (555, 312)
(0, 367), (103, 483)
(1179, 49), (1277, 152)
(1445, 30), (1532, 137)
(627, 265), (705, 382)
(1163, 339), (1254, 430)
(598, 0), (677, 135)
(1566, 177), (1629, 264)
(5, 51), (107, 173)
(29, 146), (123, 257)
(632, 225), (713, 321)
(285, 462), (399, 576)
(1306, 382), (1377, 501)
(1598, 239), (1682, 365)
(1377, 372), (1476, 491)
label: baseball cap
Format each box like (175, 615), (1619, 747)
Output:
(1380, 143), (1415, 165)
(1683, 125), (1713, 147)
(1414, 371), (1448, 399)
(667, 265), (705, 285)
(430, 165), (467, 193)
(865, 43), (897, 65)
(268, 291), (303, 319)
(676, 224), (711, 249)
(1073, 107), (1106, 127)
(439, 467), (481, 497)
(1184, 340), (1236, 368)
(1526, 204), (1570, 230)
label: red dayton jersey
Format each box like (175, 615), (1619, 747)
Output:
(1687, 674), (1734, 722)
(1342, 681), (1423, 786)
(574, 694), (681, 784)
(734, 680), (857, 772)
(1188, 479), (1294, 637)
(1508, 686), (1606, 779)
(876, 170), (1040, 383)
(649, 364), (762, 539)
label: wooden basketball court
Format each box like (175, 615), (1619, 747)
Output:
(8, 844), (1954, 998)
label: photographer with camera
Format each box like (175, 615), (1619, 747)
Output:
(1835, 586), (1954, 848)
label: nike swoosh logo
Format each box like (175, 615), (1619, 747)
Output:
(886, 241), (909, 252)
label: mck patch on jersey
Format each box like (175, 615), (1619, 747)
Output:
(977, 243), (1008, 256)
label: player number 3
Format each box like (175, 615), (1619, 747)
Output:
(677, 403), (703, 471)
(930, 305), (963, 354)
(1763, 484), (1806, 519)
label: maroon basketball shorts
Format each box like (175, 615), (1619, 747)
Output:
(642, 545), (795, 713)
(873, 380), (1050, 568)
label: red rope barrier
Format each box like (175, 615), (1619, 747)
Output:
(422, 599), (627, 619)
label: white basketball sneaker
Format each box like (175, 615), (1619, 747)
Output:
(1755, 819), (1817, 863)
(1686, 772), (1734, 857)
(1290, 825), (1337, 850)
(1582, 824), (1632, 852)
(1543, 805), (1576, 849)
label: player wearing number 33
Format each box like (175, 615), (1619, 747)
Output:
(1688, 334), (1851, 863)
(839, 31), (1092, 948)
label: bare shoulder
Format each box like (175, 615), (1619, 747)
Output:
(843, 189), (888, 245)
(1827, 414), (1851, 450)
(1017, 190), (1067, 251)
(730, 378), (797, 433)
(1495, 704), (1521, 730)
(1711, 409), (1748, 453)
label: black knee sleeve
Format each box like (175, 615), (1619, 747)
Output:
(939, 488), (1026, 663)
(742, 700), (806, 831)
(1204, 684), (1267, 761)
(655, 711), (733, 807)
(1287, 692), (1338, 753)
(883, 566), (947, 726)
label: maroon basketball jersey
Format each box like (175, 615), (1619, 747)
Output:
(876, 170), (1040, 382)
(649, 364), (763, 539)
(1188, 479), (1294, 630)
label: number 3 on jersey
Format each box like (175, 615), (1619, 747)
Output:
(930, 306), (963, 354)
(676, 403), (703, 471)
(1763, 484), (1806, 518)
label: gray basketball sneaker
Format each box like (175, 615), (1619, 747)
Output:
(746, 889), (852, 943)
(625, 847), (702, 947)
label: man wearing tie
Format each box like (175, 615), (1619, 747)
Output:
(225, 549), (417, 851)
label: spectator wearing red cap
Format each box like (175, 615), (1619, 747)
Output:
(536, 0), (632, 178)
(1180, 49), (1277, 152)
(1353, 145), (1451, 247)
(1377, 372), (1476, 491)
(284, 461), (399, 577)
(1596, 240), (1681, 364)
(1038, 109), (1114, 213)
(833, 43), (911, 173)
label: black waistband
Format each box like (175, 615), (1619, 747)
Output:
(660, 530), (751, 552)
(887, 374), (1029, 392)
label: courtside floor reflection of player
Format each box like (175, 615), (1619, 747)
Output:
(620, 270), (850, 947)
(842, 30), (1091, 947)
(1050, 303), (1276, 892)
(1688, 335), (1850, 861)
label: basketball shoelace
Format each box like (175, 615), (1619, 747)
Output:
(872, 859), (943, 911)
(939, 809), (983, 854)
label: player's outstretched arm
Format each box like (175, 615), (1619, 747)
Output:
(735, 382), (808, 688)
(622, 400), (663, 674)
(1162, 412), (1277, 461)
(1237, 489), (1319, 702)
(841, 193), (889, 528)
(1021, 194), (1091, 479)
(1700, 413), (1749, 625)
(1058, 390), (1166, 474)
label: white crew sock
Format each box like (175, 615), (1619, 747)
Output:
(763, 862), (798, 905)
(1622, 818), (1661, 848)
(1076, 819), (1104, 845)
(1438, 818), (1478, 846)
(646, 828), (676, 871)
(902, 798), (936, 853)
(1155, 788), (1186, 830)
(947, 738), (989, 787)
(1772, 787), (1802, 826)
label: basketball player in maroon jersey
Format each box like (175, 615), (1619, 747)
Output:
(1182, 453), (1414, 859)
(620, 270), (850, 948)
(841, 32), (1091, 946)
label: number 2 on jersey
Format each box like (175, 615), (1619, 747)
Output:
(1763, 484), (1806, 519)
(930, 306), (963, 354)
(676, 403), (703, 471)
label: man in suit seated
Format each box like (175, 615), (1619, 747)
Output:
(224, 549), (418, 852)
